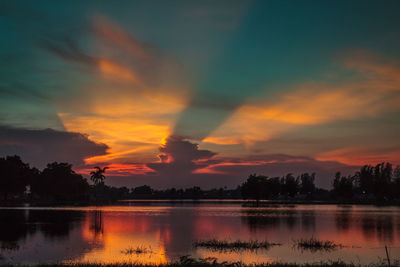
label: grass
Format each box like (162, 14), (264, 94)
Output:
(193, 237), (344, 253)
(121, 246), (152, 255)
(293, 237), (344, 253)
(193, 239), (281, 252)
(0, 257), (399, 267)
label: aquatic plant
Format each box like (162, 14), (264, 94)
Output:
(293, 237), (344, 252)
(121, 246), (152, 255)
(193, 239), (281, 252)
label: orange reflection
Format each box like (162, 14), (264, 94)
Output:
(79, 211), (169, 264)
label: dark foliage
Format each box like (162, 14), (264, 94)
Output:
(1, 155), (400, 204)
(0, 155), (37, 200)
(240, 162), (400, 203)
(133, 185), (153, 195)
(31, 162), (89, 201)
(332, 172), (354, 199)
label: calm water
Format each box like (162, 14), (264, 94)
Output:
(0, 202), (399, 264)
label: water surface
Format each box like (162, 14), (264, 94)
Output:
(0, 202), (399, 264)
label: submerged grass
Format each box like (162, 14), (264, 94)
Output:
(193, 239), (281, 252)
(121, 246), (152, 255)
(293, 237), (344, 252)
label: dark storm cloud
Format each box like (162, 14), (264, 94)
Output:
(159, 135), (216, 163)
(0, 125), (108, 169)
(146, 136), (216, 185)
(140, 137), (357, 189)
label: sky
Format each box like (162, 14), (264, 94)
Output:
(1, 0), (400, 189)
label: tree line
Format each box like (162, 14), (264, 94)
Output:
(0, 155), (129, 202)
(241, 162), (400, 203)
(0, 155), (89, 202)
(0, 155), (240, 202)
(0, 155), (399, 203)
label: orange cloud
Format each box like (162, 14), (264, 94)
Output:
(98, 59), (142, 84)
(92, 15), (152, 62)
(193, 160), (277, 174)
(205, 53), (400, 146)
(77, 163), (155, 176)
(316, 146), (400, 166)
(59, 106), (175, 165)
(55, 15), (190, 168)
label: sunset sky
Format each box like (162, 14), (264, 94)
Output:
(1, 0), (400, 188)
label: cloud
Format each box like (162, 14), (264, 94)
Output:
(0, 125), (108, 169)
(105, 152), (358, 189)
(77, 163), (156, 177)
(191, 154), (359, 188)
(41, 38), (97, 67)
(160, 135), (216, 163)
(100, 136), (357, 190)
(92, 15), (154, 63)
(204, 52), (400, 145)
(146, 136), (216, 186)
(316, 146), (400, 166)
(41, 14), (191, 166)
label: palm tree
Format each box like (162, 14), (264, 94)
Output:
(90, 166), (108, 186)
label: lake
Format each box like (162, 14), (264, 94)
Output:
(0, 202), (399, 265)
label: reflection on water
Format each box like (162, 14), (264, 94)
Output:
(90, 210), (103, 236)
(0, 204), (400, 264)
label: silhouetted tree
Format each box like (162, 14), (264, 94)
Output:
(266, 177), (281, 198)
(333, 172), (354, 199)
(355, 162), (392, 200)
(356, 165), (374, 194)
(31, 162), (89, 201)
(184, 186), (203, 199)
(0, 155), (35, 200)
(392, 166), (400, 199)
(241, 174), (269, 205)
(299, 173), (316, 195)
(281, 173), (299, 197)
(132, 185), (153, 195)
(373, 162), (392, 200)
(90, 166), (108, 186)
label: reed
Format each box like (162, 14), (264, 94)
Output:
(293, 238), (343, 252)
(193, 239), (281, 251)
(121, 246), (152, 255)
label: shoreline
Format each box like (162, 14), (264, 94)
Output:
(1, 199), (400, 207)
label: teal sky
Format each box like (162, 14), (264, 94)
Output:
(1, 0), (400, 188)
